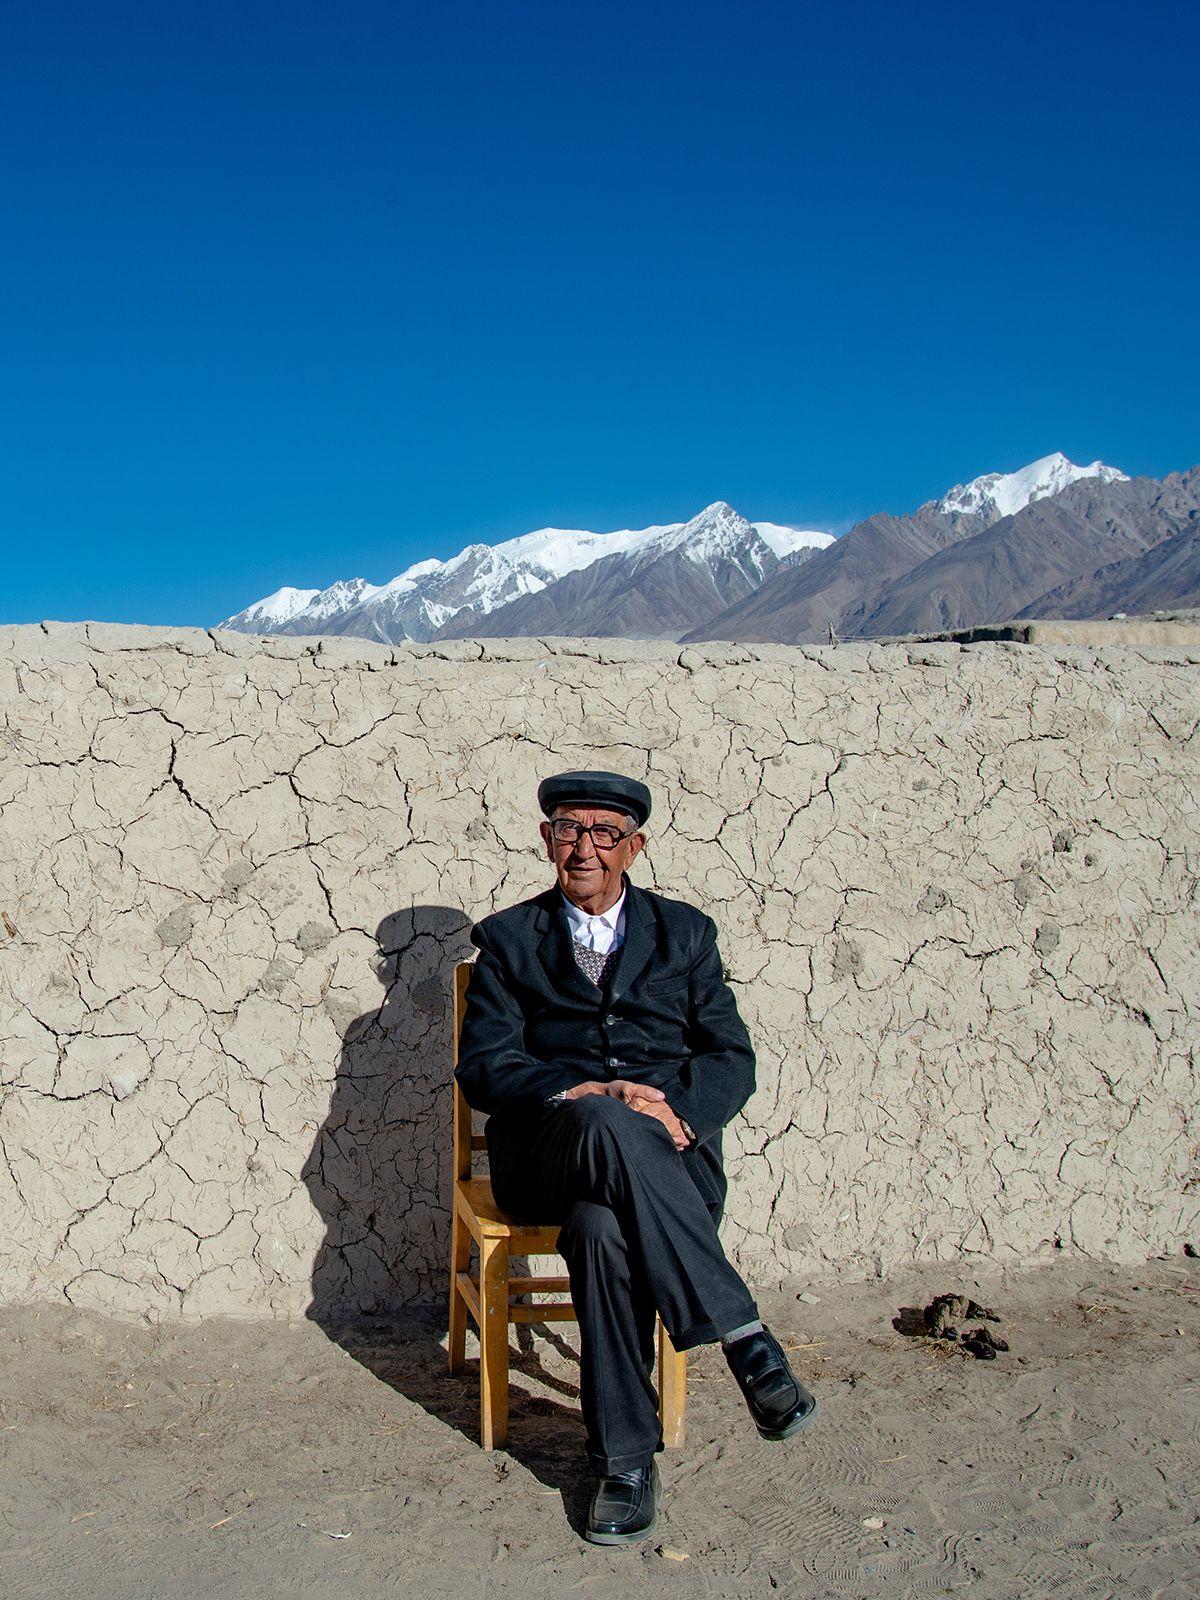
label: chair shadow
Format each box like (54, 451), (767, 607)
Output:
(300, 903), (594, 1529)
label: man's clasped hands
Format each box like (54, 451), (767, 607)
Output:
(562, 1078), (691, 1150)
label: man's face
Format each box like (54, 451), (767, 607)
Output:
(540, 804), (645, 909)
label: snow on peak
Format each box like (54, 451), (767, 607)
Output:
(374, 558), (445, 598)
(302, 577), (384, 618)
(453, 522), (658, 607)
(238, 585), (321, 624)
(647, 502), (835, 567)
(938, 452), (1129, 522)
(752, 521), (836, 558)
(234, 578), (384, 626)
(651, 502), (753, 561)
(483, 520), (673, 580)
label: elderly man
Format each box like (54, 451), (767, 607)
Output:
(455, 770), (818, 1545)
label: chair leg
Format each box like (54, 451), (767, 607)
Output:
(478, 1234), (510, 1450)
(447, 1203), (470, 1375)
(657, 1319), (687, 1449)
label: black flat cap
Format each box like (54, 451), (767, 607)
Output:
(537, 769), (652, 827)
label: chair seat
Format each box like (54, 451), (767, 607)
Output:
(454, 1175), (563, 1253)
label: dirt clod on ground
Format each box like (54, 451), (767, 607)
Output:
(921, 1293), (1001, 1338)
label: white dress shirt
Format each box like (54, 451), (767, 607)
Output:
(561, 886), (627, 954)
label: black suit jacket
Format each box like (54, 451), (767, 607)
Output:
(454, 877), (756, 1212)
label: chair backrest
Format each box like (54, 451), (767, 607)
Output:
(452, 961), (485, 1181)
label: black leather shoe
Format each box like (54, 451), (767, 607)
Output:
(584, 1459), (661, 1546)
(724, 1325), (820, 1440)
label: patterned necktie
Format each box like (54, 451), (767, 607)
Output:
(573, 941), (617, 988)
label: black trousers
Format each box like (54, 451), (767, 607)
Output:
(487, 1095), (758, 1474)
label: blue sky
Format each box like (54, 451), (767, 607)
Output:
(3, 0), (1197, 627)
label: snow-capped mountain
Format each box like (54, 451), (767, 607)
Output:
(937, 452), (1128, 524)
(432, 502), (833, 642)
(218, 506), (832, 644)
(234, 577), (380, 631)
(221, 524), (659, 642)
(689, 454), (1200, 646)
(217, 451), (1183, 650)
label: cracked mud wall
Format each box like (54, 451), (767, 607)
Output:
(0, 621), (1197, 1321)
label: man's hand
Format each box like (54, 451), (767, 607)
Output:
(564, 1079), (666, 1106)
(562, 1080), (690, 1150)
(627, 1095), (691, 1151)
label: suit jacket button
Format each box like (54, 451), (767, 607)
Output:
(604, 1013), (616, 1026)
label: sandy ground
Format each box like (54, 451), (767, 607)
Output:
(1, 1260), (1197, 1600)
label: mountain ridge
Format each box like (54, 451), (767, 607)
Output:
(687, 462), (1198, 645)
(219, 503), (830, 644)
(432, 502), (826, 641)
(215, 452), (1194, 647)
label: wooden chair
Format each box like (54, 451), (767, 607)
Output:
(448, 960), (686, 1451)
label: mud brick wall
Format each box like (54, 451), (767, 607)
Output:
(0, 621), (1197, 1320)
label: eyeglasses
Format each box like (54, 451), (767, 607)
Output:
(547, 819), (636, 850)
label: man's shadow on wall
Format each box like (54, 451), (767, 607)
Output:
(301, 904), (594, 1523)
